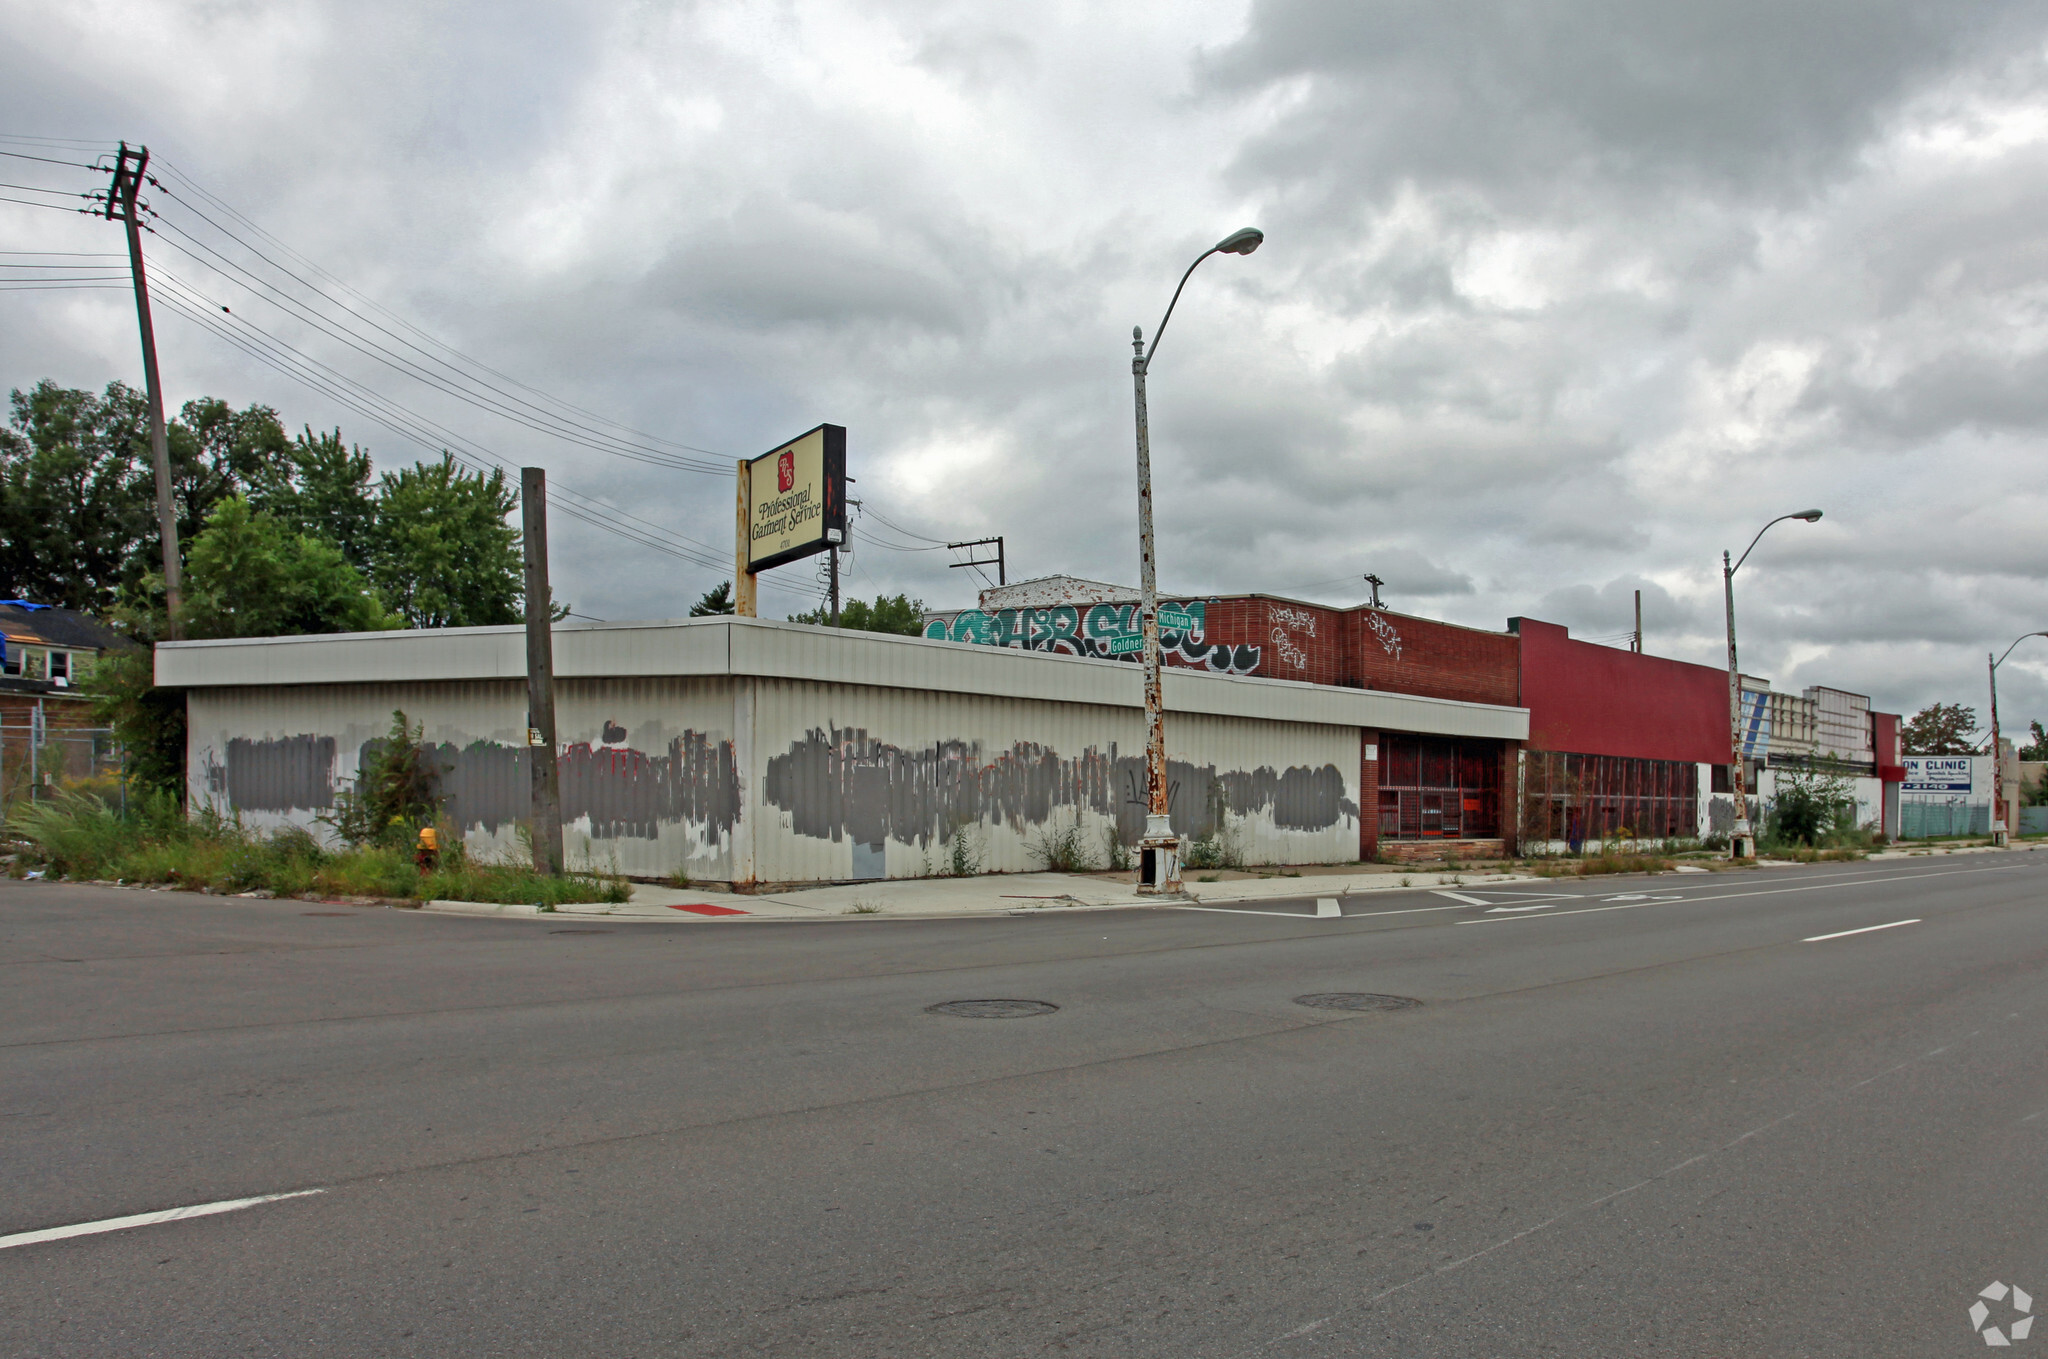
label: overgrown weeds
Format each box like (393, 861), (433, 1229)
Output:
(6, 790), (626, 905)
(1029, 812), (1098, 873)
(1531, 853), (1672, 877)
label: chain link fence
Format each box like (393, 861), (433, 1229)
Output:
(0, 719), (125, 817)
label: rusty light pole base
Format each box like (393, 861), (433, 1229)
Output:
(1136, 815), (1182, 895)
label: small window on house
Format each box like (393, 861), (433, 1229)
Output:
(0, 644), (17, 676)
(1711, 763), (1731, 794)
(48, 651), (68, 683)
(21, 649), (44, 680)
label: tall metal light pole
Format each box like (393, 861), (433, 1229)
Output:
(1987, 631), (2048, 846)
(1130, 226), (1263, 894)
(1723, 509), (1823, 859)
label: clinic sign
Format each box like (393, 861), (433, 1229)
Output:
(1901, 755), (1976, 794)
(746, 423), (846, 574)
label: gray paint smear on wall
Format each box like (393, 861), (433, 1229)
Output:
(224, 727), (739, 843)
(762, 726), (1357, 847)
(360, 732), (739, 841)
(215, 736), (337, 813)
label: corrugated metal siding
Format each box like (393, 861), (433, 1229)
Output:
(746, 677), (1358, 882)
(163, 618), (1528, 741)
(189, 677), (739, 879)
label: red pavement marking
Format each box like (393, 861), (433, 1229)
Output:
(666, 903), (749, 916)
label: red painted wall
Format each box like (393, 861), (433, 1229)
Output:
(1197, 597), (1521, 706)
(1513, 617), (1729, 764)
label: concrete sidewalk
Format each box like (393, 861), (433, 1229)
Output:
(423, 864), (1542, 923)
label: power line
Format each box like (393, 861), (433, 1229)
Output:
(142, 168), (733, 474)
(150, 273), (809, 597)
(0, 149), (99, 169)
(151, 155), (737, 468)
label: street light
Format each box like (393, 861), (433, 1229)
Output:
(1129, 226), (1264, 894)
(1723, 509), (1823, 859)
(1987, 631), (2048, 846)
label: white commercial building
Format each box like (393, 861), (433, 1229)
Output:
(160, 618), (1528, 888)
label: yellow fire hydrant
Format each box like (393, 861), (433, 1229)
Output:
(415, 825), (440, 872)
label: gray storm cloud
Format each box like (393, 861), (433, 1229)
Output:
(3, 0), (2047, 722)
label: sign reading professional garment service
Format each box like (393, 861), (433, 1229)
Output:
(747, 424), (846, 574)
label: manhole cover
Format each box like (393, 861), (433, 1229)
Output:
(925, 999), (1059, 1019)
(300, 911), (352, 917)
(1292, 992), (1421, 1013)
(548, 928), (612, 935)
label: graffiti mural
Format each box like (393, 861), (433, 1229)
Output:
(923, 600), (1261, 675)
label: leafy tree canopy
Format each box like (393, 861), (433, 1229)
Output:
(788, 592), (926, 636)
(176, 495), (395, 640)
(1902, 702), (1982, 755)
(368, 455), (522, 629)
(689, 581), (736, 616)
(2020, 719), (2048, 763)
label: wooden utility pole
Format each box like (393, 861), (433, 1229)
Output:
(828, 545), (840, 626)
(1634, 589), (1643, 653)
(522, 468), (564, 875)
(102, 143), (182, 637)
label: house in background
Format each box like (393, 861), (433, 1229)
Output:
(0, 601), (137, 798)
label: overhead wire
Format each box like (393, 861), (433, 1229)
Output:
(149, 268), (809, 597)
(151, 155), (734, 467)
(143, 168), (732, 473)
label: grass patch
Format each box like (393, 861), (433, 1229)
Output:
(1531, 853), (1672, 877)
(1762, 845), (1867, 864)
(7, 791), (627, 905)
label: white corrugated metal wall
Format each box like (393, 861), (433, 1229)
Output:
(187, 677), (741, 880)
(746, 678), (1360, 882)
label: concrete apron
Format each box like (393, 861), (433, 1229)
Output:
(421, 868), (1541, 925)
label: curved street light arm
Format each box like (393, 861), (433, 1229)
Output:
(1993, 631), (2048, 670)
(1732, 514), (1801, 576)
(1141, 247), (1219, 369)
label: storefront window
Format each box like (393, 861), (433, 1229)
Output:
(1378, 735), (1501, 839)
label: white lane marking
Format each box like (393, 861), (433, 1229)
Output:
(1430, 890), (1493, 905)
(1803, 919), (1921, 943)
(1456, 863), (2029, 926)
(1176, 905), (1337, 919)
(0, 1189), (324, 1251)
(1315, 898), (1340, 918)
(1487, 902), (1568, 914)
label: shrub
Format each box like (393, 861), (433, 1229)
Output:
(1029, 813), (1097, 873)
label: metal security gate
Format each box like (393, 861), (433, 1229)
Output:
(1899, 802), (1990, 839)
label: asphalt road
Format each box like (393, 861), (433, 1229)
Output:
(4, 853), (2047, 1357)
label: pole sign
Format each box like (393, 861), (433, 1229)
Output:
(1156, 605), (1197, 633)
(746, 423), (846, 574)
(1901, 755), (1975, 794)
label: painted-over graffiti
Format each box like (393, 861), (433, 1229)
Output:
(762, 725), (1357, 849)
(923, 600), (1261, 675)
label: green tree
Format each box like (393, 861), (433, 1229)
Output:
(1902, 702), (1981, 755)
(251, 426), (378, 567)
(2019, 719), (2047, 762)
(0, 380), (154, 612)
(176, 496), (394, 639)
(83, 647), (185, 798)
(169, 397), (290, 553)
(369, 455), (522, 628)
(787, 592), (925, 635)
(690, 581), (736, 616)
(0, 382), (297, 613)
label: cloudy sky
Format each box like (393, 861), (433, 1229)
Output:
(4, 0), (2047, 727)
